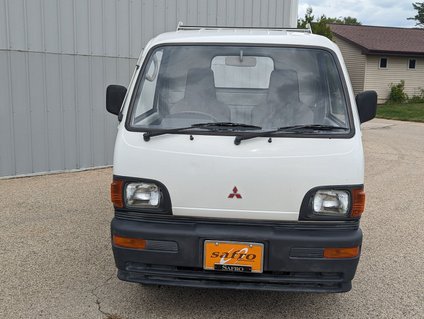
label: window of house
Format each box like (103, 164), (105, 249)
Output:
(408, 59), (417, 70)
(379, 58), (388, 69)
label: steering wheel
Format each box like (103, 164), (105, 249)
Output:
(166, 111), (219, 122)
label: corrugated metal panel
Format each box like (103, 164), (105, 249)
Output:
(0, 0), (297, 177)
(1, 0), (297, 56)
(0, 51), (15, 176)
(0, 51), (136, 177)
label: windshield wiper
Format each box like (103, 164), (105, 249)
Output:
(278, 124), (349, 132)
(234, 125), (349, 145)
(143, 122), (262, 141)
(192, 122), (262, 130)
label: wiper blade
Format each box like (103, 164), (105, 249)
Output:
(234, 125), (348, 145)
(143, 122), (262, 141)
(143, 126), (198, 141)
(192, 122), (262, 130)
(278, 124), (349, 132)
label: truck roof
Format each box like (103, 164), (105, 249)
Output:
(139, 28), (339, 63)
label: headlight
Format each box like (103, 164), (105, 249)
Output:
(313, 190), (349, 216)
(299, 186), (365, 221)
(125, 183), (161, 208)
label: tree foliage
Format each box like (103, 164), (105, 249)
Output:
(408, 2), (424, 27)
(298, 7), (361, 39)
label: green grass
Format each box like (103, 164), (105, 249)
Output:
(376, 103), (424, 123)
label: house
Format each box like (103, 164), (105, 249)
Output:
(330, 24), (424, 103)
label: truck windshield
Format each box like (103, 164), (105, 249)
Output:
(128, 45), (351, 135)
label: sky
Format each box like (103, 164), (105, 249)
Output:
(298, 0), (418, 27)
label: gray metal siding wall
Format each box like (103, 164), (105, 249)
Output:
(0, 0), (297, 177)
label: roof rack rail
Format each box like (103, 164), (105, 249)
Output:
(176, 22), (312, 34)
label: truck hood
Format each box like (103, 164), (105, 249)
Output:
(113, 131), (364, 221)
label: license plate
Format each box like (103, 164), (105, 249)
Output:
(203, 240), (264, 273)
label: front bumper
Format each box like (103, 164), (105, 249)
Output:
(111, 216), (362, 293)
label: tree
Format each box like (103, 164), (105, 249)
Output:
(408, 2), (424, 27)
(338, 17), (361, 25)
(298, 7), (315, 29)
(298, 7), (361, 39)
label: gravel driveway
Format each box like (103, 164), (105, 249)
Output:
(0, 119), (423, 319)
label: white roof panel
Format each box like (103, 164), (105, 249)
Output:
(138, 29), (339, 64)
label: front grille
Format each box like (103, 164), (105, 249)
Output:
(120, 263), (348, 293)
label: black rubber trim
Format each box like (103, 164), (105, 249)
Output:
(118, 267), (351, 293)
(299, 184), (364, 221)
(114, 211), (360, 231)
(124, 43), (356, 140)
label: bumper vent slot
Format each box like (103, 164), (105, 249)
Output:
(122, 263), (348, 293)
(290, 248), (324, 258)
(146, 240), (178, 252)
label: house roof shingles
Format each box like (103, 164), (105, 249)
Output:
(330, 24), (424, 56)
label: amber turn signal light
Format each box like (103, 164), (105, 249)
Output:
(113, 235), (147, 249)
(351, 188), (366, 218)
(111, 179), (124, 208)
(324, 247), (360, 259)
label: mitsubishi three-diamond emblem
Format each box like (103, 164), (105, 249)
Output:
(228, 187), (242, 199)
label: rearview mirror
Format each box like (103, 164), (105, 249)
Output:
(225, 56), (257, 67)
(356, 91), (377, 124)
(106, 85), (127, 116)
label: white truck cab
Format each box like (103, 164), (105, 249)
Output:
(107, 26), (377, 292)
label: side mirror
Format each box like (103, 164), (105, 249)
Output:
(106, 85), (127, 116)
(356, 91), (377, 124)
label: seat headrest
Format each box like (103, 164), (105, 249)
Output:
(184, 68), (217, 101)
(267, 69), (300, 105)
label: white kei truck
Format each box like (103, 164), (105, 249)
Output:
(106, 25), (377, 293)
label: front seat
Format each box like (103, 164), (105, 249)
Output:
(251, 69), (313, 128)
(171, 68), (230, 122)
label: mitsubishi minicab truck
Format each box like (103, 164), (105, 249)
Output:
(106, 25), (377, 293)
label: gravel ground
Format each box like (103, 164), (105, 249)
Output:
(0, 119), (423, 319)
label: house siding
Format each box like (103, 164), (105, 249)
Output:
(333, 36), (366, 95)
(364, 56), (424, 103)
